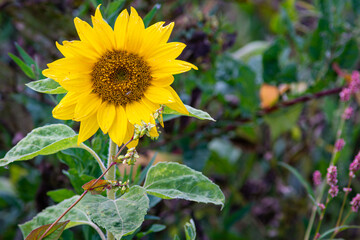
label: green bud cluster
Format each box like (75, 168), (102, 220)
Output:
(133, 120), (156, 140)
(116, 147), (139, 165)
(153, 105), (164, 127)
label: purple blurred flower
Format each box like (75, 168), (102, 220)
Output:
(350, 71), (360, 93)
(340, 88), (351, 101)
(327, 165), (338, 186)
(335, 138), (345, 152)
(350, 194), (360, 212)
(349, 151), (360, 178)
(342, 107), (353, 120)
(314, 233), (321, 240)
(343, 187), (352, 193)
(313, 170), (322, 186)
(317, 203), (325, 211)
(329, 185), (339, 198)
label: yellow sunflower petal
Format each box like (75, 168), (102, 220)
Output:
(108, 105), (127, 146)
(56, 41), (99, 60)
(47, 57), (94, 72)
(123, 121), (139, 148)
(140, 22), (174, 57)
(52, 92), (80, 120)
(125, 100), (152, 124)
(97, 101), (116, 134)
(74, 93), (102, 121)
(144, 86), (175, 104)
(151, 75), (174, 87)
(74, 17), (105, 55)
(141, 97), (160, 112)
(164, 86), (189, 115)
(114, 9), (129, 50)
(77, 113), (99, 145)
(149, 115), (159, 138)
(58, 76), (93, 93)
(91, 5), (116, 50)
(147, 42), (186, 62)
(125, 7), (145, 53)
(150, 59), (197, 76)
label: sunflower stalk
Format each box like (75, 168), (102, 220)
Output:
(105, 139), (118, 240)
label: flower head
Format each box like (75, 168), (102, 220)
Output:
(350, 71), (360, 93)
(327, 165), (338, 186)
(342, 107), (353, 120)
(349, 151), (360, 178)
(313, 170), (322, 186)
(350, 194), (360, 212)
(329, 185), (339, 198)
(340, 88), (351, 101)
(334, 138), (345, 152)
(43, 6), (197, 146)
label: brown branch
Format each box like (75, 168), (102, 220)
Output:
(261, 86), (343, 115)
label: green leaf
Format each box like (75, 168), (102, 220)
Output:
(262, 38), (286, 83)
(19, 196), (96, 238)
(278, 162), (315, 199)
(264, 104), (302, 140)
(144, 162), (225, 207)
(184, 219), (196, 240)
(47, 189), (76, 203)
(15, 43), (35, 67)
(0, 124), (78, 166)
(136, 224), (166, 238)
(334, 38), (359, 69)
(163, 105), (215, 121)
(318, 225), (360, 239)
(143, 4), (161, 27)
(25, 220), (70, 240)
(8, 52), (35, 79)
(79, 186), (149, 240)
(26, 78), (67, 94)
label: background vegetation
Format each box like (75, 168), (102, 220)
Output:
(1, 0), (360, 239)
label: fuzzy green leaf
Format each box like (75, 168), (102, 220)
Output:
(79, 186), (149, 240)
(26, 78), (67, 94)
(163, 105), (215, 121)
(0, 124), (78, 166)
(144, 162), (225, 207)
(19, 196), (95, 238)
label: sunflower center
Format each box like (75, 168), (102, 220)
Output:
(91, 50), (152, 106)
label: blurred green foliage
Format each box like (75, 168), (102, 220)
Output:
(2, 0), (360, 239)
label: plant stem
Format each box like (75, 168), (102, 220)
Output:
(79, 143), (106, 173)
(313, 196), (330, 238)
(330, 179), (352, 239)
(304, 199), (319, 240)
(340, 210), (352, 226)
(106, 139), (117, 240)
(88, 222), (106, 240)
(304, 103), (348, 240)
(39, 161), (116, 240)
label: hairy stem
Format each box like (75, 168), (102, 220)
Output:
(106, 139), (117, 240)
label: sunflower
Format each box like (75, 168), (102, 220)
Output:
(43, 5), (197, 147)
